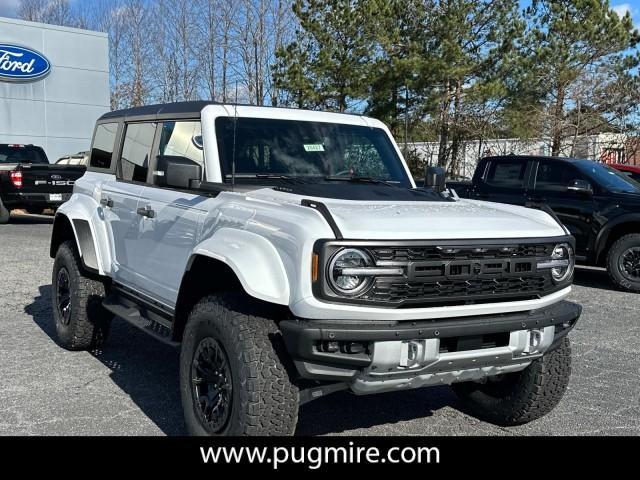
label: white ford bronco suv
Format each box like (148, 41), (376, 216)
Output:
(50, 102), (581, 435)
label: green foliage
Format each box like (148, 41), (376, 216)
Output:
(274, 0), (640, 168)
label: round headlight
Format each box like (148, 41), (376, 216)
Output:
(551, 243), (574, 283)
(328, 248), (373, 295)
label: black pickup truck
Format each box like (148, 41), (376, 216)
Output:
(449, 155), (640, 292)
(0, 144), (86, 224)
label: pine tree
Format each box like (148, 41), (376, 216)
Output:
(273, 0), (376, 111)
(519, 0), (639, 155)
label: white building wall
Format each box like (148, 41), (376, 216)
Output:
(409, 134), (627, 178)
(0, 17), (109, 162)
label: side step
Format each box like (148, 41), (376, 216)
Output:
(102, 295), (179, 348)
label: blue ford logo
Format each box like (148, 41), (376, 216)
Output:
(0, 44), (51, 82)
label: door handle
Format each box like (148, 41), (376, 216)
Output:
(100, 196), (113, 208)
(527, 196), (546, 202)
(137, 205), (156, 218)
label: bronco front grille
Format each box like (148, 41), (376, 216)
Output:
(313, 239), (568, 308)
(366, 275), (550, 306)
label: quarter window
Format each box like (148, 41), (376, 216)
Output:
(89, 123), (118, 170)
(119, 122), (157, 182)
(158, 121), (204, 168)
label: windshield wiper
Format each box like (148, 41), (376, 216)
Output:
(324, 175), (401, 188)
(228, 174), (311, 185)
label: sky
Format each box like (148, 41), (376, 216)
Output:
(0, 0), (639, 26)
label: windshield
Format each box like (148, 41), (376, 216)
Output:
(576, 161), (640, 194)
(0, 145), (48, 164)
(215, 117), (411, 186)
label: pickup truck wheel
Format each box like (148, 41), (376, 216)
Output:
(0, 200), (9, 224)
(180, 293), (299, 436)
(52, 241), (111, 350)
(451, 337), (571, 426)
(606, 233), (640, 292)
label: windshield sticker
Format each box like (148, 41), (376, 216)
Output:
(303, 144), (325, 152)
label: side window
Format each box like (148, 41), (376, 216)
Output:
(89, 123), (118, 170)
(158, 121), (204, 167)
(485, 160), (527, 189)
(534, 161), (585, 192)
(119, 122), (157, 183)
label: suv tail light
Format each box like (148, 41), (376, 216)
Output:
(10, 170), (23, 188)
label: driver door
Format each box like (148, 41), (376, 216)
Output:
(529, 159), (595, 257)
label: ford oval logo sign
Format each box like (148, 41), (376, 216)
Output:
(0, 44), (51, 82)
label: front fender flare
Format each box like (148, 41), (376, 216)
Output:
(594, 213), (640, 261)
(189, 228), (290, 305)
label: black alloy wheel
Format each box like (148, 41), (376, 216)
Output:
(55, 266), (72, 326)
(191, 337), (233, 434)
(619, 247), (640, 281)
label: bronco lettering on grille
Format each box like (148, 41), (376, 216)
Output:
(408, 258), (537, 281)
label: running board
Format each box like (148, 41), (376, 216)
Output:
(102, 295), (179, 347)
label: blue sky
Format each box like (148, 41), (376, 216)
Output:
(0, 0), (639, 26)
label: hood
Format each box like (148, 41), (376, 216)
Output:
(245, 188), (567, 240)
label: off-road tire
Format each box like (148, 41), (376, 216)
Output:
(0, 199), (9, 224)
(52, 240), (111, 350)
(606, 233), (640, 292)
(180, 293), (299, 436)
(451, 337), (572, 426)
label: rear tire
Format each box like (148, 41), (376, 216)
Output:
(606, 233), (640, 292)
(52, 240), (111, 350)
(451, 337), (572, 426)
(0, 200), (9, 224)
(180, 293), (299, 436)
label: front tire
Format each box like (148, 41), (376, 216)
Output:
(451, 337), (572, 426)
(606, 233), (640, 292)
(180, 293), (299, 436)
(52, 241), (111, 350)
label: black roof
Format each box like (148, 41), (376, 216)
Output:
(98, 101), (368, 123)
(98, 101), (216, 122)
(483, 154), (586, 163)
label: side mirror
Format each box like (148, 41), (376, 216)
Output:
(424, 166), (446, 192)
(155, 155), (202, 189)
(567, 179), (593, 195)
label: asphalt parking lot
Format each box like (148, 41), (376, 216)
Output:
(0, 212), (638, 436)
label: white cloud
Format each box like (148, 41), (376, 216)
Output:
(613, 3), (634, 17)
(0, 0), (20, 18)
(613, 2), (640, 28)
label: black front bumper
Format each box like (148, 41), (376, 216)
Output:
(280, 300), (581, 377)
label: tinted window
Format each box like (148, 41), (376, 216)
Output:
(215, 117), (410, 185)
(90, 123), (118, 169)
(0, 145), (48, 164)
(158, 121), (203, 168)
(534, 160), (586, 192)
(119, 123), (156, 182)
(485, 160), (527, 188)
(575, 161), (640, 194)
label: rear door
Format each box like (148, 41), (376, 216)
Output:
(101, 122), (157, 289)
(472, 157), (532, 206)
(134, 120), (207, 305)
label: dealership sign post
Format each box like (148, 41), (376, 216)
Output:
(0, 44), (51, 82)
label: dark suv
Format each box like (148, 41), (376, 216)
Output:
(459, 155), (640, 292)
